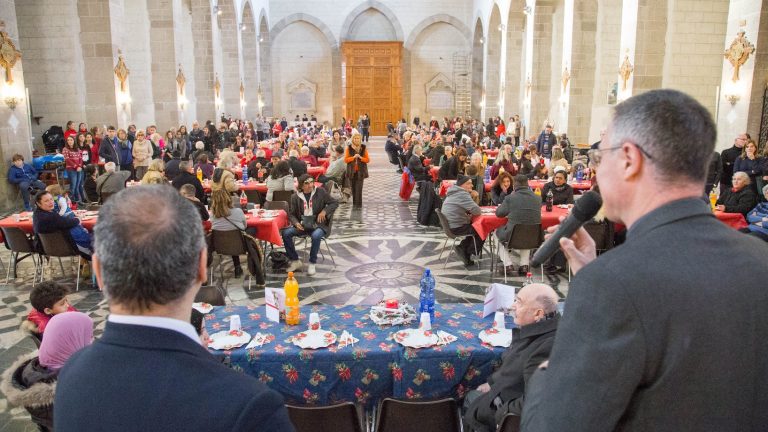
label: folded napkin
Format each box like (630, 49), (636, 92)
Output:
(337, 330), (359, 349)
(245, 332), (274, 349)
(369, 302), (417, 326)
(435, 330), (457, 346)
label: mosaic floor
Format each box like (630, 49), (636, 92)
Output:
(0, 137), (569, 430)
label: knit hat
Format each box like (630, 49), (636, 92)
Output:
(456, 175), (472, 187)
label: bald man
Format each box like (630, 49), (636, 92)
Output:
(463, 284), (560, 432)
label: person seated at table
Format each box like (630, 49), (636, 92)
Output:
(140, 159), (166, 185)
(408, 144), (431, 183)
(2, 311), (93, 432)
(425, 135), (444, 163)
(465, 165), (485, 205)
(519, 150), (535, 177)
(299, 146), (318, 167)
(190, 141), (210, 168)
(463, 283), (559, 432)
(282, 174), (339, 276)
(287, 149), (307, 178)
(549, 148), (571, 174)
(495, 174), (541, 276)
(442, 175), (483, 266)
(194, 153), (215, 180)
(210, 189), (256, 279)
(211, 151), (240, 194)
(33, 191), (93, 264)
(260, 154), (281, 180)
(318, 146), (346, 188)
(95, 162), (130, 203)
(716, 171), (757, 216)
(490, 150), (517, 181)
(438, 145), (453, 168)
(179, 184), (208, 222)
(247, 149), (269, 182)
(742, 184), (768, 242)
(164, 150), (182, 180)
(239, 148), (255, 168)
(491, 172), (514, 206)
(7, 154), (46, 211)
(439, 147), (468, 181)
(468, 152), (485, 176)
(172, 161), (205, 203)
(45, 184), (74, 217)
(541, 170), (574, 205)
(24, 281), (78, 338)
(266, 160), (295, 201)
(308, 140), (327, 160)
(528, 161), (549, 180)
(83, 164), (99, 203)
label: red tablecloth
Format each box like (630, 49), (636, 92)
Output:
(319, 158), (330, 168)
(0, 212), (97, 234)
(438, 180), (491, 196)
(430, 166), (440, 182)
(307, 166), (326, 179)
(714, 211), (748, 229)
(202, 180), (323, 194)
(439, 179), (592, 197)
(245, 210), (289, 246)
(483, 149), (499, 158)
(471, 206), (569, 240)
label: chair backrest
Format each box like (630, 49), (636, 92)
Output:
(2, 227), (35, 253)
(376, 398), (460, 432)
(272, 190), (294, 203)
(287, 402), (364, 432)
(194, 284), (226, 306)
(210, 230), (246, 257)
(434, 209), (456, 239)
(244, 189), (262, 205)
(264, 200), (289, 212)
(497, 414), (521, 432)
(583, 220), (613, 252)
(37, 231), (78, 258)
(507, 224), (543, 250)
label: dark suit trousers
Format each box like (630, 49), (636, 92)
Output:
(463, 389), (496, 432)
(451, 224), (484, 257)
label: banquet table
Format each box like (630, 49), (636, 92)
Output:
(231, 165), (326, 180)
(429, 166), (440, 182)
(202, 180), (323, 195)
(438, 179), (592, 197)
(205, 304), (506, 408)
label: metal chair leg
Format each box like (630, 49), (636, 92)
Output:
(75, 260), (81, 292)
(436, 238), (449, 261)
(322, 238), (336, 266)
(57, 257), (65, 276)
(5, 251), (15, 284)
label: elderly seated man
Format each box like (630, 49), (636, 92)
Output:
(463, 283), (560, 432)
(95, 162), (131, 203)
(318, 145), (346, 188)
(407, 144), (431, 183)
(716, 171), (757, 216)
(441, 175), (483, 266)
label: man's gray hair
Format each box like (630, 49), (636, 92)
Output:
(413, 144), (423, 154)
(195, 141), (204, 150)
(535, 294), (559, 315)
(762, 184), (768, 196)
(289, 149), (299, 158)
(609, 89), (715, 183)
(94, 185), (205, 312)
(179, 161), (190, 172)
(104, 162), (116, 173)
(734, 171), (751, 185)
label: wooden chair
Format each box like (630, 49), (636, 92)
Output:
(287, 402), (364, 432)
(264, 200), (289, 213)
(375, 398), (461, 432)
(583, 220), (614, 254)
(435, 208), (480, 268)
(2, 227), (41, 285)
(497, 414), (521, 432)
(209, 230), (251, 290)
(271, 189), (294, 204)
(243, 189), (262, 205)
(501, 224), (544, 283)
(37, 231), (84, 291)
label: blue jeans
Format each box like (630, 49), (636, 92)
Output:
(66, 169), (84, 202)
(18, 180), (46, 207)
(281, 226), (325, 264)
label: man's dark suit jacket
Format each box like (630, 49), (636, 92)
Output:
(465, 316), (558, 431)
(54, 322), (295, 431)
(522, 198), (768, 431)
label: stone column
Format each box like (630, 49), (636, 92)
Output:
(586, 0), (622, 142)
(190, 0), (215, 122)
(147, 0), (181, 130)
(0, 0), (35, 211)
(77, 0), (119, 128)
(746, 4), (767, 148)
(567, 0), (597, 145)
(530, 1), (556, 133)
(633, 0), (667, 96)
(505, 6), (526, 120)
(217, 2), (240, 118)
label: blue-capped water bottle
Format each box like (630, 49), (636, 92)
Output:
(484, 166), (491, 184)
(242, 165), (249, 184)
(419, 269), (436, 321)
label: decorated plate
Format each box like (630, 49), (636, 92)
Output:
(207, 329), (251, 350)
(393, 328), (439, 348)
(192, 302), (214, 313)
(478, 327), (513, 347)
(291, 329), (337, 349)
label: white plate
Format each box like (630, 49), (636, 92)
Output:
(207, 330), (251, 350)
(393, 328), (439, 348)
(292, 329), (337, 349)
(478, 328), (513, 347)
(192, 302), (214, 314)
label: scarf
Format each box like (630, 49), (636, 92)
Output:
(39, 312), (93, 371)
(298, 187), (316, 216)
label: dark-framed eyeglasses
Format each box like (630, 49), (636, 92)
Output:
(590, 143), (653, 166)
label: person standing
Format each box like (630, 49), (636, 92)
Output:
(535, 125), (556, 160)
(132, 130), (152, 181)
(361, 113), (371, 143)
(62, 136), (85, 204)
(54, 186), (294, 432)
(344, 134), (369, 208)
(720, 132), (747, 190)
(521, 89), (768, 431)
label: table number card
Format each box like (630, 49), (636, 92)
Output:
(265, 288), (285, 323)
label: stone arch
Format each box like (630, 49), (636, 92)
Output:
(270, 13), (338, 49)
(240, 1), (258, 119)
(485, 4), (502, 119)
(403, 14), (471, 50)
(505, 0), (527, 119)
(339, 1), (404, 42)
(471, 18), (484, 119)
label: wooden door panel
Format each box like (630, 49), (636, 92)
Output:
(342, 41), (402, 135)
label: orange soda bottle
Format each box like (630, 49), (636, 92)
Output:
(284, 272), (300, 325)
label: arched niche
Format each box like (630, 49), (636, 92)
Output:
(340, 0), (404, 42)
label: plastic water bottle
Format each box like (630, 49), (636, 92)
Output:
(242, 165), (249, 184)
(419, 269), (436, 321)
(284, 272), (300, 325)
(575, 167), (583, 181)
(484, 166), (491, 184)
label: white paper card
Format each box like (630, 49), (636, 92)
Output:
(483, 283), (517, 318)
(265, 288), (285, 323)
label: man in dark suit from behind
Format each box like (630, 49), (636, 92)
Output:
(463, 283), (559, 431)
(54, 186), (294, 432)
(522, 89), (768, 431)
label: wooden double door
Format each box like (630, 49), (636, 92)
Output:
(341, 41), (402, 136)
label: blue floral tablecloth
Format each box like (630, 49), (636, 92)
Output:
(205, 304), (510, 408)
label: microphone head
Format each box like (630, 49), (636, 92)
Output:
(571, 191), (603, 222)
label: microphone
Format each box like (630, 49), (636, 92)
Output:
(530, 191), (603, 268)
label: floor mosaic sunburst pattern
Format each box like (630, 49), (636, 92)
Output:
(0, 137), (569, 430)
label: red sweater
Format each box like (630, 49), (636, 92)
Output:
(27, 306), (78, 334)
(62, 147), (83, 170)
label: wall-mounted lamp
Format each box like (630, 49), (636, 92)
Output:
(479, 37), (485, 44)
(498, 24), (505, 32)
(725, 94), (740, 106)
(241, 23), (247, 31)
(2, 82), (22, 110)
(117, 91), (131, 110)
(259, 35), (264, 43)
(523, 6), (532, 15)
(178, 95), (189, 111)
(213, 4), (222, 15)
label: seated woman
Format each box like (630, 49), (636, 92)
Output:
(528, 162), (549, 180)
(438, 145), (453, 167)
(744, 184), (768, 242)
(194, 153), (215, 180)
(209, 189), (256, 279)
(211, 151), (240, 194)
(465, 165), (485, 205)
(265, 160), (295, 201)
(438, 147), (467, 181)
(83, 164), (99, 203)
(490, 171), (514, 205)
(519, 149), (535, 177)
(1, 312), (93, 432)
(239, 148), (255, 168)
(33, 191), (93, 260)
(550, 147), (571, 174)
(490, 149), (517, 180)
(541, 169), (575, 205)
(716, 171), (757, 216)
(140, 159), (166, 185)
(298, 146), (319, 167)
